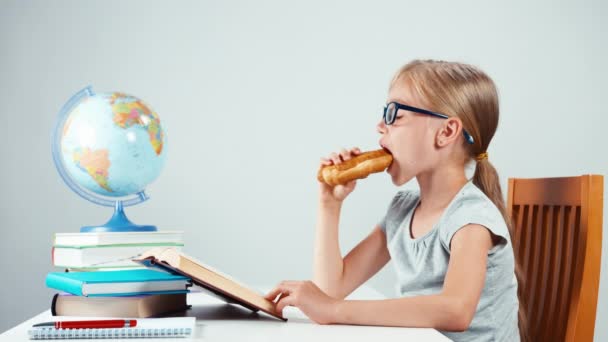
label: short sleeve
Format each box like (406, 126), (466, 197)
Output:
(439, 198), (511, 254)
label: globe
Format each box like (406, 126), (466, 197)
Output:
(52, 86), (167, 232)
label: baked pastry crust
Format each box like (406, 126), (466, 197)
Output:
(317, 149), (393, 186)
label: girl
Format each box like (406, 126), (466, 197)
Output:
(265, 60), (525, 341)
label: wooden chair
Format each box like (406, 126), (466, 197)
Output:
(507, 175), (604, 342)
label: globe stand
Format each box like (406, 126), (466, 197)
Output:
(81, 201), (157, 233)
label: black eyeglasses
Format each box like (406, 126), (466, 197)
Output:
(382, 101), (475, 144)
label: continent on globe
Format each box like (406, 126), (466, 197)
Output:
(110, 93), (164, 155)
(73, 147), (112, 192)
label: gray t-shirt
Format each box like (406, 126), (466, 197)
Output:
(379, 181), (520, 342)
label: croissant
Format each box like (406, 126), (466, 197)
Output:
(317, 149), (393, 186)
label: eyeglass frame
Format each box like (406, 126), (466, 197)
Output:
(382, 101), (475, 144)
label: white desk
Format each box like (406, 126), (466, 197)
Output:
(1, 285), (450, 341)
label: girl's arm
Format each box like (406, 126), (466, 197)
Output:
(270, 224), (493, 331)
(313, 199), (390, 299)
(313, 147), (391, 300)
(333, 224), (493, 331)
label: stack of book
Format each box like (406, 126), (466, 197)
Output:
(46, 231), (191, 318)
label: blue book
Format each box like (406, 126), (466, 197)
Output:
(46, 269), (191, 297)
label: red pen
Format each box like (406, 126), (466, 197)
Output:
(33, 319), (137, 329)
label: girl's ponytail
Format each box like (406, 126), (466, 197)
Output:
(473, 157), (529, 342)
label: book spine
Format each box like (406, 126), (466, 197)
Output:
(45, 273), (84, 296)
(50, 293), (59, 316)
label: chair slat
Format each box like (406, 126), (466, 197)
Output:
(539, 205), (561, 341)
(527, 205), (548, 332)
(530, 205), (551, 334)
(526, 205), (540, 319)
(555, 205), (574, 341)
(520, 205), (531, 276)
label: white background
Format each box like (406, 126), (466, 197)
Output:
(1, 0), (606, 339)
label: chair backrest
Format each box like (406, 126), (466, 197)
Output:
(507, 175), (603, 342)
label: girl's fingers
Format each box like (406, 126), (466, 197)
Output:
(342, 147), (362, 161)
(344, 180), (357, 189)
(339, 148), (350, 161)
(265, 282), (296, 301)
(319, 157), (332, 169)
(276, 294), (296, 314)
(264, 288), (280, 301)
(322, 147), (362, 166)
(329, 152), (341, 165)
(265, 285), (289, 301)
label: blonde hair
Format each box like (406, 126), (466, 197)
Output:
(391, 59), (528, 341)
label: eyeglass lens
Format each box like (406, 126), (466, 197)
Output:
(384, 103), (397, 125)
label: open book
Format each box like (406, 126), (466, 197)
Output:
(133, 247), (286, 321)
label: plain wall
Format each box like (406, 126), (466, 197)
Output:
(1, 0), (606, 339)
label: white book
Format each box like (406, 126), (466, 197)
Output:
(53, 245), (183, 269)
(54, 231), (184, 247)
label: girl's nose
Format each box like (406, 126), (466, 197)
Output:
(377, 119), (387, 134)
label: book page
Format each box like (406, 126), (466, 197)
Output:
(183, 253), (264, 296)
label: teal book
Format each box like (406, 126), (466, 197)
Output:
(45, 269), (191, 297)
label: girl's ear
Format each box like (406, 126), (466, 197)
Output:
(435, 117), (463, 147)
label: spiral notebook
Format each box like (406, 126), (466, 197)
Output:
(28, 317), (195, 340)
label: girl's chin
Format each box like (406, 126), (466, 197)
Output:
(388, 162), (413, 186)
(387, 161), (395, 176)
(387, 162), (401, 184)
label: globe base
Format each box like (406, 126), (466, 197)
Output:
(80, 201), (158, 233)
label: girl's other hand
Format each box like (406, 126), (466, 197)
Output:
(265, 280), (340, 325)
(319, 147), (361, 204)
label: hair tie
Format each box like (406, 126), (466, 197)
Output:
(475, 152), (488, 162)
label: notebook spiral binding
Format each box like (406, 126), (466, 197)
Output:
(28, 327), (193, 339)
